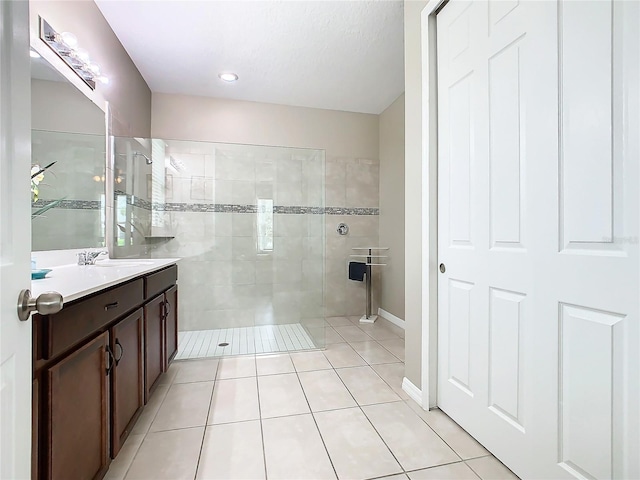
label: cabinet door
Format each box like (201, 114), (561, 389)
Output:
(32, 377), (39, 480)
(144, 294), (164, 402)
(111, 308), (144, 457)
(47, 332), (110, 480)
(164, 285), (178, 368)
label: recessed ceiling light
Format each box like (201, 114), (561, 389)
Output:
(218, 72), (238, 83)
(30, 50), (41, 59)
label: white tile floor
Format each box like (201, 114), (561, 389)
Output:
(176, 323), (317, 359)
(105, 316), (519, 480)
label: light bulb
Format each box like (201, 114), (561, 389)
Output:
(98, 76), (109, 85)
(218, 72), (239, 82)
(76, 48), (90, 63)
(60, 32), (78, 49)
(88, 63), (100, 75)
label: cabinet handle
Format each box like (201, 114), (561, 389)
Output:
(164, 300), (171, 319)
(104, 302), (119, 311)
(105, 345), (115, 375)
(114, 339), (124, 365)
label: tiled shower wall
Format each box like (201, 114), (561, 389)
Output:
(324, 156), (380, 317)
(113, 139), (380, 328)
(147, 141), (326, 331)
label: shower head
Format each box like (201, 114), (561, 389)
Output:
(116, 151), (152, 164)
(134, 152), (152, 164)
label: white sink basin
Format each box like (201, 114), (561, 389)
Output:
(94, 260), (155, 268)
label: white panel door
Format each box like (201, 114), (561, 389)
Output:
(436, 1), (639, 479)
(0, 2), (33, 479)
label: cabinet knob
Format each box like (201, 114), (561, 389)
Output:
(17, 289), (63, 321)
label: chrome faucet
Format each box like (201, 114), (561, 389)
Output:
(77, 251), (107, 265)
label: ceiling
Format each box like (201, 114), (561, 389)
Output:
(95, 0), (404, 115)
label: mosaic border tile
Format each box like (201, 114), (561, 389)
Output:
(39, 195), (379, 216)
(324, 207), (379, 216)
(32, 199), (101, 210)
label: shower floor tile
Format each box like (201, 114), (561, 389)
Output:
(175, 323), (317, 359)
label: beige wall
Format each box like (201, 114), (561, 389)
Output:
(30, 0), (152, 137)
(151, 93), (381, 318)
(404, 0), (429, 392)
(379, 94), (405, 320)
(151, 93), (378, 159)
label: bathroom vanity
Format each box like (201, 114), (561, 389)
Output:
(30, 260), (178, 480)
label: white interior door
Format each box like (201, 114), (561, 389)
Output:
(436, 1), (639, 479)
(0, 2), (34, 479)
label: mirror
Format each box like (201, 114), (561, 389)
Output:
(30, 51), (107, 251)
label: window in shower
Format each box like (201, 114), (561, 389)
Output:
(116, 194), (127, 246)
(257, 198), (274, 253)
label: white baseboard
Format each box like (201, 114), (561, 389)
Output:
(377, 308), (405, 329)
(402, 377), (423, 406)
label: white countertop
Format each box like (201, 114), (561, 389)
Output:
(31, 258), (179, 304)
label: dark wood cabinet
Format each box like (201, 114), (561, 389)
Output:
(47, 332), (110, 480)
(164, 285), (178, 368)
(32, 265), (178, 480)
(144, 294), (165, 402)
(110, 308), (144, 457)
(32, 377), (39, 480)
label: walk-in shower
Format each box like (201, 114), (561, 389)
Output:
(111, 137), (326, 357)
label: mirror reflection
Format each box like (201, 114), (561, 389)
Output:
(30, 51), (106, 251)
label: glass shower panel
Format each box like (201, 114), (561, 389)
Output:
(111, 136), (153, 256)
(112, 138), (326, 356)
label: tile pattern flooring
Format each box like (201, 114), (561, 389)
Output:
(105, 315), (519, 480)
(176, 324), (317, 359)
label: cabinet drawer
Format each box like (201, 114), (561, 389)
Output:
(46, 279), (144, 360)
(145, 265), (177, 300)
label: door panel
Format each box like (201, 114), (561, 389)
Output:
(437, 1), (639, 479)
(488, 287), (525, 431)
(0, 2), (32, 478)
(560, 1), (615, 249)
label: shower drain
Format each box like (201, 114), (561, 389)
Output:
(218, 342), (229, 347)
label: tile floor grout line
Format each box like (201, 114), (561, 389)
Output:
(293, 367), (340, 480)
(370, 338), (404, 362)
(462, 453), (494, 461)
(327, 358), (407, 476)
(357, 404), (406, 475)
(364, 458), (471, 480)
(189, 360), (218, 480)
(369, 365), (409, 400)
(464, 459), (488, 480)
(118, 373), (174, 480)
(254, 355), (269, 480)
(401, 400), (465, 463)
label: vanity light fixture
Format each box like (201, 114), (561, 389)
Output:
(39, 17), (109, 90)
(218, 72), (239, 83)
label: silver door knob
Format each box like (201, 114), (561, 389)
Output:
(17, 289), (63, 321)
(439, 263), (446, 273)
